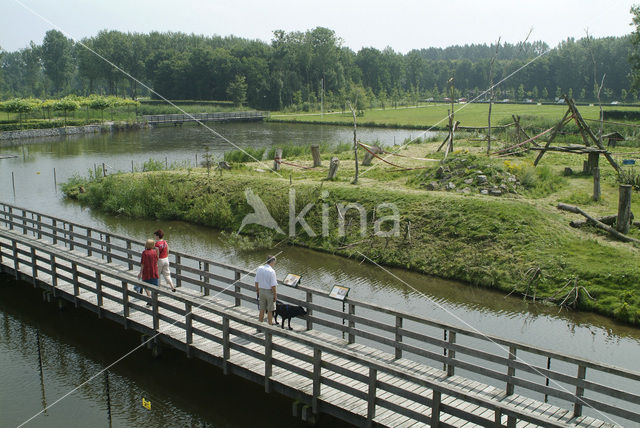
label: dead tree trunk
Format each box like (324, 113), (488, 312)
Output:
(362, 145), (382, 166)
(617, 185), (633, 234)
(558, 203), (640, 243)
(311, 144), (321, 167)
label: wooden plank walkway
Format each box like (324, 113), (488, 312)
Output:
(0, 205), (637, 427)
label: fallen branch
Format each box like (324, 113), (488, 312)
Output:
(557, 203), (640, 244)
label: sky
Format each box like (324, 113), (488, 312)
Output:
(0, 0), (637, 53)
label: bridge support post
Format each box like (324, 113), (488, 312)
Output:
(87, 230), (92, 256)
(348, 303), (355, 344)
(152, 291), (159, 330)
(202, 262), (210, 296)
(105, 235), (112, 263)
(126, 240), (133, 270)
(30, 247), (37, 287)
(446, 331), (456, 377)
(395, 316), (403, 359)
(68, 224), (74, 251)
(174, 254), (181, 288)
(52, 219), (57, 245)
(96, 272), (103, 318)
(264, 332), (272, 393)
(122, 281), (129, 329)
(72, 262), (79, 307)
(12, 239), (19, 279)
(50, 254), (57, 289)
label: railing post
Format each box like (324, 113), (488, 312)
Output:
(395, 316), (403, 359)
(105, 235), (112, 263)
(122, 281), (129, 326)
(68, 224), (74, 251)
(506, 346), (516, 396)
(573, 364), (587, 417)
(431, 390), (441, 427)
(152, 291), (159, 330)
(223, 316), (230, 375)
(50, 253), (57, 288)
(306, 291), (313, 330)
(202, 262), (210, 296)
(87, 229), (92, 256)
(36, 215), (41, 239)
(21, 209), (27, 234)
(348, 303), (355, 344)
(447, 331), (456, 377)
(234, 271), (241, 306)
(30, 247), (37, 287)
(126, 240), (133, 270)
(265, 331), (272, 393)
(174, 254), (181, 288)
(12, 240), (19, 279)
(185, 302), (193, 355)
(72, 262), (79, 305)
(8, 206), (14, 230)
(312, 347), (322, 414)
(52, 219), (57, 245)
(96, 272), (103, 308)
(367, 367), (377, 427)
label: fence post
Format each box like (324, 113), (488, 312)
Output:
(348, 303), (355, 344)
(87, 229), (92, 256)
(36, 215), (41, 239)
(367, 367), (377, 427)
(223, 316), (230, 375)
(174, 254), (181, 288)
(447, 331), (456, 377)
(395, 316), (403, 359)
(306, 291), (313, 330)
(234, 271), (241, 306)
(506, 346), (516, 396)
(8, 206), (14, 230)
(21, 209), (27, 234)
(312, 348), (322, 414)
(573, 365), (587, 417)
(265, 331), (273, 393)
(52, 219), (57, 245)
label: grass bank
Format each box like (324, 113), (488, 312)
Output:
(63, 139), (640, 325)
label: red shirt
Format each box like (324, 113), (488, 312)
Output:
(155, 240), (169, 259)
(140, 249), (159, 280)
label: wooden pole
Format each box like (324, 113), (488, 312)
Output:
(11, 172), (15, 198)
(617, 185), (633, 234)
(592, 168), (600, 202)
(53, 168), (57, 189)
(558, 203), (639, 243)
(273, 148), (282, 171)
(327, 157), (339, 180)
(102, 163), (106, 177)
(310, 145), (322, 167)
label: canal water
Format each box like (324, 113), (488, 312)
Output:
(1, 122), (639, 426)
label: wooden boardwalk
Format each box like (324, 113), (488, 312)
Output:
(1, 203), (638, 427)
(141, 111), (267, 126)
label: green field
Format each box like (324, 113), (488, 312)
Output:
(269, 102), (640, 129)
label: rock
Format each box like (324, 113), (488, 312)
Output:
(435, 166), (446, 179)
(490, 189), (503, 196)
(508, 176), (517, 182)
(462, 187), (471, 194)
(476, 175), (488, 184)
(447, 182), (456, 190)
(464, 178), (473, 185)
(500, 184), (508, 190)
(426, 181), (439, 190)
(480, 189), (489, 195)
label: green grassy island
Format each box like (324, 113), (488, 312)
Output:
(63, 134), (640, 325)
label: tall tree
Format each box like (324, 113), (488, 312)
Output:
(41, 30), (74, 94)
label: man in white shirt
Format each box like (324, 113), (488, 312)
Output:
(255, 255), (277, 325)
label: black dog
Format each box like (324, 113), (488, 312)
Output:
(274, 301), (307, 330)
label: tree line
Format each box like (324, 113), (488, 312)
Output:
(0, 26), (636, 111)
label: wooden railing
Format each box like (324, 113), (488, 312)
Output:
(141, 111), (267, 124)
(1, 202), (639, 425)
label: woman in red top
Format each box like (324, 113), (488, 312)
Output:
(154, 229), (176, 292)
(137, 239), (159, 304)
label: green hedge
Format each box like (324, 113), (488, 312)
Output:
(0, 119), (91, 132)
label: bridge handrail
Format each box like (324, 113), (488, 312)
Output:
(0, 229), (598, 427)
(0, 202), (639, 424)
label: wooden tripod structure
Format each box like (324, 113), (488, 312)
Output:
(532, 95), (620, 173)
